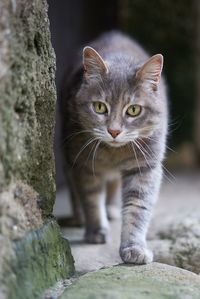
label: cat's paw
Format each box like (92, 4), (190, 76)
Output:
(120, 243), (153, 264)
(85, 228), (108, 244)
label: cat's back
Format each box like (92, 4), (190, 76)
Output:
(89, 31), (149, 63)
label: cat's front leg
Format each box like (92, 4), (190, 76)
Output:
(106, 176), (121, 220)
(120, 166), (162, 264)
(76, 173), (109, 244)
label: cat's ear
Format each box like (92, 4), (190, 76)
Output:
(83, 46), (108, 79)
(136, 54), (163, 90)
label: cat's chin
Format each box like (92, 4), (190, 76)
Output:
(107, 141), (127, 148)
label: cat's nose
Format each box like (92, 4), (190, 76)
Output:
(107, 128), (121, 138)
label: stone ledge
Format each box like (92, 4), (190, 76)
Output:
(60, 262), (200, 299)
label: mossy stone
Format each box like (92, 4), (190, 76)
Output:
(0, 1), (75, 298)
(61, 263), (200, 299)
(7, 220), (74, 299)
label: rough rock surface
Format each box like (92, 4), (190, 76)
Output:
(0, 0), (55, 216)
(153, 217), (200, 274)
(60, 263), (200, 299)
(8, 220), (74, 299)
(0, 1), (74, 298)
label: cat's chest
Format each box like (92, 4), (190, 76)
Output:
(67, 137), (140, 172)
(89, 144), (138, 172)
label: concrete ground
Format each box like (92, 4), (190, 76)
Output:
(53, 171), (200, 273)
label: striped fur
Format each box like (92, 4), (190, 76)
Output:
(60, 31), (168, 264)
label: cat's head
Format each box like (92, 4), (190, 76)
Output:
(76, 46), (165, 147)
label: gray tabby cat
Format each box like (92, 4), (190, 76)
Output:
(61, 31), (168, 264)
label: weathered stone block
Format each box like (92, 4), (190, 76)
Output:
(0, 0), (74, 298)
(61, 263), (200, 299)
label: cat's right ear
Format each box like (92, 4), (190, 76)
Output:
(83, 46), (108, 79)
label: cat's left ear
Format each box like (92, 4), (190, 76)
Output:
(83, 46), (108, 79)
(136, 54), (163, 90)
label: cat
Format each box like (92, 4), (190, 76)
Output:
(60, 31), (168, 264)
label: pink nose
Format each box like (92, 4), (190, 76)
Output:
(107, 128), (121, 138)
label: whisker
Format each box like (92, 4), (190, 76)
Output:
(61, 130), (93, 147)
(129, 142), (142, 177)
(137, 138), (175, 184)
(92, 139), (101, 177)
(86, 139), (99, 164)
(72, 137), (99, 168)
(145, 136), (177, 154)
(93, 128), (103, 132)
(167, 116), (183, 134)
(133, 140), (153, 172)
(139, 150), (173, 184)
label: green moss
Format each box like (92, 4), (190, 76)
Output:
(7, 220), (74, 299)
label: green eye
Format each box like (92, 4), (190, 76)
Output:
(93, 102), (108, 114)
(126, 105), (142, 117)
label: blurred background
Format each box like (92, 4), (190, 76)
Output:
(46, 1), (200, 274)
(47, 0), (200, 190)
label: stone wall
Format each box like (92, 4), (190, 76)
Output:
(0, 0), (55, 216)
(0, 1), (74, 298)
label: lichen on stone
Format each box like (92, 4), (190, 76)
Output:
(0, 1), (75, 297)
